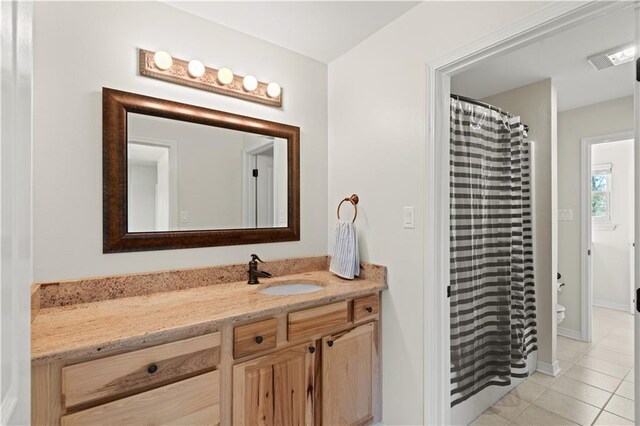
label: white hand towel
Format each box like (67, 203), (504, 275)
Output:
(330, 221), (360, 279)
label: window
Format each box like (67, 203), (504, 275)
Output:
(591, 163), (612, 225)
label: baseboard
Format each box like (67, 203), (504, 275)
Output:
(593, 299), (630, 312)
(558, 327), (583, 341)
(537, 360), (560, 376)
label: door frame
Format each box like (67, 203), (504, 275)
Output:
(242, 138), (275, 228)
(580, 131), (635, 343)
(127, 136), (179, 231)
(423, 2), (633, 424)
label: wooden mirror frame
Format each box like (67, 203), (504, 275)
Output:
(103, 88), (300, 253)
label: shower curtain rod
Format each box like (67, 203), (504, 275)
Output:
(451, 94), (529, 133)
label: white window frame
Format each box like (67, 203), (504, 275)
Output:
(591, 163), (613, 227)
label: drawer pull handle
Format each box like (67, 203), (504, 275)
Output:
(255, 336), (264, 344)
(327, 340), (334, 347)
(308, 346), (316, 354)
(366, 306), (373, 313)
(147, 364), (158, 374)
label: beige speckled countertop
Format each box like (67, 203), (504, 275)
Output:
(31, 270), (386, 365)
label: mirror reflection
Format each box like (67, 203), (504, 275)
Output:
(127, 113), (288, 232)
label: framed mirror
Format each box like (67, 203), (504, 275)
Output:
(103, 88), (300, 252)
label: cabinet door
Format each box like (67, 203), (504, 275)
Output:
(233, 342), (316, 426)
(322, 322), (375, 426)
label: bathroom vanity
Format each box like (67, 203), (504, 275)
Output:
(31, 259), (386, 425)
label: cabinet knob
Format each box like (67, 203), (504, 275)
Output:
(308, 346), (316, 354)
(147, 364), (158, 374)
(327, 340), (334, 347)
(255, 336), (264, 344)
(366, 306), (373, 313)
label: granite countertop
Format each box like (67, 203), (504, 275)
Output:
(31, 270), (386, 365)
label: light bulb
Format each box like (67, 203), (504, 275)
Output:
(187, 60), (205, 78)
(243, 75), (258, 92)
(267, 82), (281, 98)
(217, 67), (234, 85)
(153, 51), (173, 71)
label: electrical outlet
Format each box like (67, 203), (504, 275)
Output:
(180, 211), (189, 223)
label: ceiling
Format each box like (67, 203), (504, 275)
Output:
(165, 1), (419, 64)
(451, 8), (635, 112)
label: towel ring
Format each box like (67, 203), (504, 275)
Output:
(337, 194), (359, 223)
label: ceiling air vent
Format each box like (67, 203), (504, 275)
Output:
(587, 43), (636, 71)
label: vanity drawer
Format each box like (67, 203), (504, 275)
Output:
(353, 293), (380, 322)
(61, 370), (220, 426)
(288, 301), (349, 341)
(62, 332), (221, 409)
(234, 318), (277, 358)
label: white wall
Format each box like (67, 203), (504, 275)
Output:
(591, 139), (634, 311)
(557, 96), (634, 334)
(33, 1), (327, 281)
(327, 2), (550, 424)
(482, 79), (558, 372)
(1, 1), (33, 423)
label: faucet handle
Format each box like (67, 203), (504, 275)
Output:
(251, 254), (265, 263)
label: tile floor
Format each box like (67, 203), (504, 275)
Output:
(469, 306), (635, 425)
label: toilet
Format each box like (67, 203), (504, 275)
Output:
(557, 273), (566, 324)
(557, 304), (566, 324)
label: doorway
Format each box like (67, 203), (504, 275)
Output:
(424, 2), (638, 425)
(581, 133), (635, 343)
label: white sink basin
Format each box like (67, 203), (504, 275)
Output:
(259, 283), (324, 296)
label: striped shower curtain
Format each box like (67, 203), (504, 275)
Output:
(449, 98), (537, 407)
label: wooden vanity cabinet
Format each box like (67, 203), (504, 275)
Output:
(232, 342), (316, 426)
(33, 293), (381, 426)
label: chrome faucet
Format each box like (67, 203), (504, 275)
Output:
(248, 254), (272, 284)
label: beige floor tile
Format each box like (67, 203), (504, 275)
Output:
(588, 346), (634, 368)
(615, 381), (634, 400)
(509, 379), (547, 402)
(564, 365), (622, 392)
(533, 389), (601, 425)
(558, 347), (584, 363)
(550, 376), (612, 408)
(608, 328), (634, 342)
(469, 410), (510, 426)
(558, 336), (594, 354)
(604, 395), (635, 421)
(487, 393), (529, 421)
(576, 356), (631, 379)
(528, 371), (558, 387)
(593, 410), (634, 425)
(593, 307), (634, 322)
(511, 404), (578, 425)
(598, 338), (634, 356)
(626, 368), (634, 383)
(557, 359), (573, 375)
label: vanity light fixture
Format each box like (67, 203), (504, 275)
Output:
(138, 48), (283, 108)
(217, 67), (234, 85)
(187, 60), (205, 78)
(267, 82), (281, 98)
(243, 75), (258, 92)
(153, 51), (173, 71)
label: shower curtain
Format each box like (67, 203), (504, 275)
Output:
(449, 98), (537, 407)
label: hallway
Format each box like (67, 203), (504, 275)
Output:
(471, 306), (634, 425)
